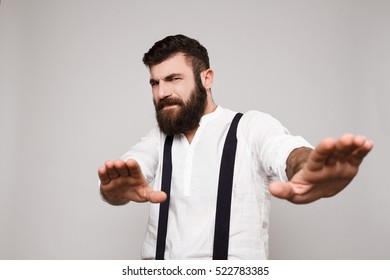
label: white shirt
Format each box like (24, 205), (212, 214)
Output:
(121, 106), (312, 259)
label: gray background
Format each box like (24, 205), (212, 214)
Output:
(1, 0), (389, 259)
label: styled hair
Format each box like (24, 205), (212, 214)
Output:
(142, 34), (210, 75)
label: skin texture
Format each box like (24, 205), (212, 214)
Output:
(149, 53), (216, 143)
(99, 159), (165, 205)
(271, 133), (373, 204)
(99, 53), (374, 206)
(100, 53), (216, 205)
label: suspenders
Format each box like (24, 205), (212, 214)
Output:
(155, 135), (174, 260)
(213, 113), (243, 259)
(155, 113), (243, 260)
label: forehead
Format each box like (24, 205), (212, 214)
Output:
(149, 53), (193, 78)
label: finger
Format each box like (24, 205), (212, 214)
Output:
(269, 181), (295, 200)
(324, 134), (357, 165)
(306, 138), (336, 170)
(114, 160), (130, 177)
(335, 133), (356, 159)
(98, 166), (111, 185)
(147, 191), (167, 203)
(336, 134), (367, 158)
(323, 134), (367, 165)
(126, 159), (143, 178)
(349, 139), (374, 166)
(334, 135), (372, 165)
(105, 160), (120, 179)
(325, 150), (342, 166)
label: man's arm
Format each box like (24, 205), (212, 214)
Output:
(270, 133), (374, 204)
(98, 159), (166, 205)
(285, 146), (313, 180)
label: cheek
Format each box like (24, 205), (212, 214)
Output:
(152, 94), (158, 107)
(178, 84), (194, 100)
(151, 89), (159, 102)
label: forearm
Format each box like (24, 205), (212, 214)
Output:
(285, 147), (313, 180)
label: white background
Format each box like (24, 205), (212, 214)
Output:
(1, 0), (389, 259)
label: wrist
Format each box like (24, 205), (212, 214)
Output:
(286, 147), (312, 180)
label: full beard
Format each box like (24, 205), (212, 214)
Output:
(154, 78), (207, 136)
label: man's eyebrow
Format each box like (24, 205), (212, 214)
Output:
(149, 73), (182, 85)
(163, 73), (182, 81)
(149, 78), (158, 85)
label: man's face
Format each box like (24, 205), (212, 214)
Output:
(149, 53), (207, 136)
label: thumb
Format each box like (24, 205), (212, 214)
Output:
(269, 181), (294, 200)
(147, 191), (167, 204)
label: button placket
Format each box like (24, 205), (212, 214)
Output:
(183, 147), (193, 196)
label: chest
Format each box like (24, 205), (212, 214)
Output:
(170, 130), (227, 199)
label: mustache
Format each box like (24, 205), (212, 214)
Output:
(155, 97), (185, 111)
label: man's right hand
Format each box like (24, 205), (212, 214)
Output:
(98, 159), (167, 205)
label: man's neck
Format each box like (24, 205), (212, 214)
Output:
(184, 101), (217, 144)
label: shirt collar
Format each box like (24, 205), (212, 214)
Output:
(199, 105), (223, 126)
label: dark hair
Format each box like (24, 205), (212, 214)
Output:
(142, 34), (210, 75)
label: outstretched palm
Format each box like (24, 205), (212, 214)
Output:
(270, 134), (373, 204)
(99, 159), (167, 205)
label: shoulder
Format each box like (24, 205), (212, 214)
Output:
(235, 110), (294, 152)
(215, 107), (285, 133)
(140, 126), (163, 143)
(219, 107), (281, 124)
(211, 106), (288, 140)
(240, 110), (285, 132)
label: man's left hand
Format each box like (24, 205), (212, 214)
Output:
(269, 134), (374, 204)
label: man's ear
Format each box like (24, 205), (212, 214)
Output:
(201, 69), (214, 90)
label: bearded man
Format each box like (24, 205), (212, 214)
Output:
(98, 34), (373, 259)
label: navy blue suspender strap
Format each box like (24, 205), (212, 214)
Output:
(212, 112), (243, 259)
(155, 135), (174, 260)
(155, 113), (243, 260)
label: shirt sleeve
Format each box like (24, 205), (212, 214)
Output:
(121, 127), (161, 183)
(242, 111), (313, 182)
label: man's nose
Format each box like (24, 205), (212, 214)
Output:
(157, 81), (173, 100)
